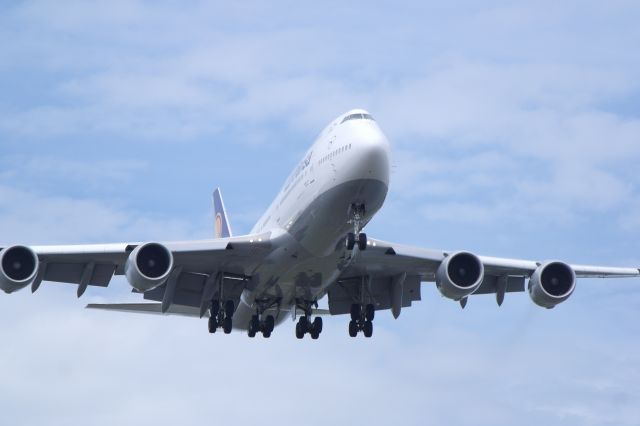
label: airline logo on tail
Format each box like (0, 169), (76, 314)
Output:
(212, 188), (232, 239)
(215, 213), (223, 238)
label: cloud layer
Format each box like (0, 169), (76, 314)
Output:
(1, 1), (639, 424)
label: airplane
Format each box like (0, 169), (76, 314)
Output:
(1, 109), (639, 339)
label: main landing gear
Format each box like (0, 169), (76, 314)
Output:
(248, 314), (275, 338)
(208, 299), (235, 334)
(348, 303), (375, 338)
(296, 315), (323, 340)
(295, 301), (323, 340)
(346, 203), (367, 251)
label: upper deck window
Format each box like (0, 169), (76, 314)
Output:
(341, 113), (375, 124)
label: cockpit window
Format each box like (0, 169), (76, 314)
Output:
(341, 113), (375, 124)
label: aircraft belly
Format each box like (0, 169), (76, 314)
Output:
(234, 179), (387, 331)
(289, 178), (388, 256)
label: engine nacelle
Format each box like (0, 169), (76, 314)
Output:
(435, 251), (485, 300)
(125, 242), (174, 292)
(0, 245), (39, 293)
(528, 261), (576, 308)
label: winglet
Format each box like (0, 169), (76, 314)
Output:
(212, 188), (232, 238)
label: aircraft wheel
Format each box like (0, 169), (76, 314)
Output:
(310, 330), (319, 340)
(299, 316), (309, 334)
(264, 315), (275, 333)
(208, 316), (218, 333)
(262, 330), (271, 338)
(350, 304), (361, 321)
(357, 233), (367, 251)
(249, 315), (260, 337)
(210, 300), (220, 317)
(365, 304), (375, 321)
(224, 300), (235, 318)
(348, 320), (358, 337)
(363, 320), (373, 338)
(295, 322), (304, 339)
(346, 232), (356, 250)
(313, 317), (323, 335)
(223, 317), (233, 334)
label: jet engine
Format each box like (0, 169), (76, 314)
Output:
(125, 242), (174, 292)
(0, 245), (39, 293)
(435, 251), (485, 300)
(528, 261), (575, 308)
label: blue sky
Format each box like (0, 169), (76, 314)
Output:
(1, 1), (640, 424)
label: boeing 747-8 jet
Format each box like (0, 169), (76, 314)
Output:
(1, 109), (638, 338)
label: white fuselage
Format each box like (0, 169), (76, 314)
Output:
(233, 109), (391, 328)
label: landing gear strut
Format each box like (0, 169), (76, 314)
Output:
(208, 299), (235, 334)
(346, 203), (367, 251)
(295, 301), (323, 340)
(348, 303), (375, 338)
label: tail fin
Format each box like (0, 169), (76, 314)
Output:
(212, 188), (233, 238)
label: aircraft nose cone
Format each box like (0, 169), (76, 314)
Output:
(351, 128), (390, 185)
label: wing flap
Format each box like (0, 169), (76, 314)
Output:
(45, 262), (116, 287)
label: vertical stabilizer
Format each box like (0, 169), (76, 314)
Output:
(212, 188), (233, 238)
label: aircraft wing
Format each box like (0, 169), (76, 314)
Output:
(329, 237), (639, 315)
(4, 232), (275, 304)
(345, 237), (640, 279)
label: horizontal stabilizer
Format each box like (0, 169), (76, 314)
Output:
(86, 303), (205, 317)
(87, 303), (332, 318)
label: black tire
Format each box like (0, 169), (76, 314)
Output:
(262, 330), (271, 338)
(365, 304), (375, 321)
(363, 320), (373, 338)
(248, 328), (256, 338)
(350, 304), (361, 321)
(295, 322), (304, 339)
(265, 315), (275, 333)
(224, 300), (235, 317)
(208, 316), (217, 334)
(348, 320), (358, 337)
(223, 317), (233, 334)
(346, 232), (356, 250)
(358, 233), (368, 251)
(310, 330), (319, 340)
(210, 300), (220, 317)
(250, 315), (260, 334)
(299, 316), (309, 334)
(313, 317), (323, 335)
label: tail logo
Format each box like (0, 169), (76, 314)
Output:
(215, 213), (223, 238)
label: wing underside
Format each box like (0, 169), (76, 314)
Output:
(330, 237), (639, 313)
(2, 233), (275, 313)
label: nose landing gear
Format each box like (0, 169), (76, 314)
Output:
(346, 203), (367, 251)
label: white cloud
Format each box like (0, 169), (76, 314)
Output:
(0, 184), (200, 244)
(1, 1), (640, 424)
